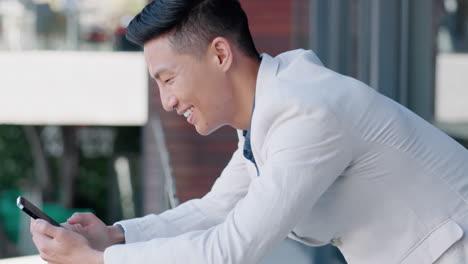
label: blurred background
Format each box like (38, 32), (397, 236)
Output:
(0, 0), (467, 263)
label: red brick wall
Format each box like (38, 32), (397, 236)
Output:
(148, 0), (294, 203)
(241, 0), (293, 55)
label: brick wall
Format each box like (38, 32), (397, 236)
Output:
(241, 0), (293, 55)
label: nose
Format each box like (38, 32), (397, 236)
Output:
(161, 93), (178, 112)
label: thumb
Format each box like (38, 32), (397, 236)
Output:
(67, 212), (92, 225)
(61, 222), (84, 233)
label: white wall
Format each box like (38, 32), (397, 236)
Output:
(436, 54), (468, 122)
(0, 51), (148, 126)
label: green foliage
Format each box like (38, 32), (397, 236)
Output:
(114, 126), (141, 153)
(0, 126), (34, 190)
(74, 127), (142, 223)
(0, 125), (142, 237)
(75, 158), (110, 221)
(0, 189), (21, 242)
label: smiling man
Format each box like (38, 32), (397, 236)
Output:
(30, 0), (468, 264)
(143, 25), (259, 136)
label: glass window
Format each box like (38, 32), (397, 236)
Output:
(435, 0), (468, 143)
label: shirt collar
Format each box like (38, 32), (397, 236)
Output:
(242, 53), (277, 135)
(242, 53), (277, 169)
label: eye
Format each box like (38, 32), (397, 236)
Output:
(165, 77), (174, 84)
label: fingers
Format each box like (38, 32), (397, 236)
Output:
(32, 231), (53, 249)
(31, 219), (60, 238)
(32, 231), (54, 261)
(67, 212), (95, 225)
(61, 221), (83, 231)
(66, 212), (85, 225)
(32, 225), (88, 263)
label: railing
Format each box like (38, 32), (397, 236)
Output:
(151, 116), (179, 209)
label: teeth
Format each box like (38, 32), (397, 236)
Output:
(183, 107), (194, 118)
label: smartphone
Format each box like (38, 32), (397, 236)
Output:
(17, 196), (61, 227)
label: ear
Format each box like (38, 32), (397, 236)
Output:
(209, 37), (233, 73)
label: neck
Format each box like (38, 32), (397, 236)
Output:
(230, 54), (261, 130)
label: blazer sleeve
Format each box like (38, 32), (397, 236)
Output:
(104, 106), (353, 264)
(115, 130), (252, 243)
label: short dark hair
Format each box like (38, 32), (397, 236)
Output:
(126, 0), (259, 58)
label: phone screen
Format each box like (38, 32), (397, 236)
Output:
(17, 196), (61, 227)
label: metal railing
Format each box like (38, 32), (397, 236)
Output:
(151, 116), (179, 209)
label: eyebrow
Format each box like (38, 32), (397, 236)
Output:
(153, 67), (170, 80)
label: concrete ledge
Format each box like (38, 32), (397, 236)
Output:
(0, 51), (148, 126)
(0, 255), (45, 264)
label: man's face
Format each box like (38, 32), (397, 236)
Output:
(144, 35), (234, 135)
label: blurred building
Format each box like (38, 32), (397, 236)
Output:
(0, 0), (36, 50)
(0, 0), (146, 51)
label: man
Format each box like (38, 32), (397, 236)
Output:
(30, 0), (468, 263)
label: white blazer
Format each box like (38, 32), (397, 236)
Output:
(104, 50), (468, 264)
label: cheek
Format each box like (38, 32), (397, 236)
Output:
(173, 79), (194, 101)
(201, 88), (230, 117)
(190, 66), (231, 113)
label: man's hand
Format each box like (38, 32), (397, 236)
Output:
(30, 219), (103, 264)
(66, 212), (125, 251)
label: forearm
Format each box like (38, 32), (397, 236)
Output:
(115, 199), (230, 243)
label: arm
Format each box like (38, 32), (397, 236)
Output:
(116, 131), (252, 243)
(104, 106), (353, 264)
(30, 132), (252, 264)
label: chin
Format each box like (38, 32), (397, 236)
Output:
(195, 122), (223, 136)
(195, 126), (214, 136)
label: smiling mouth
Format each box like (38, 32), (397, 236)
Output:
(183, 106), (195, 119)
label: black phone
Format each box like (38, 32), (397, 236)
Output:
(17, 196), (61, 227)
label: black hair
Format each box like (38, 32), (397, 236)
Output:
(126, 0), (259, 58)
